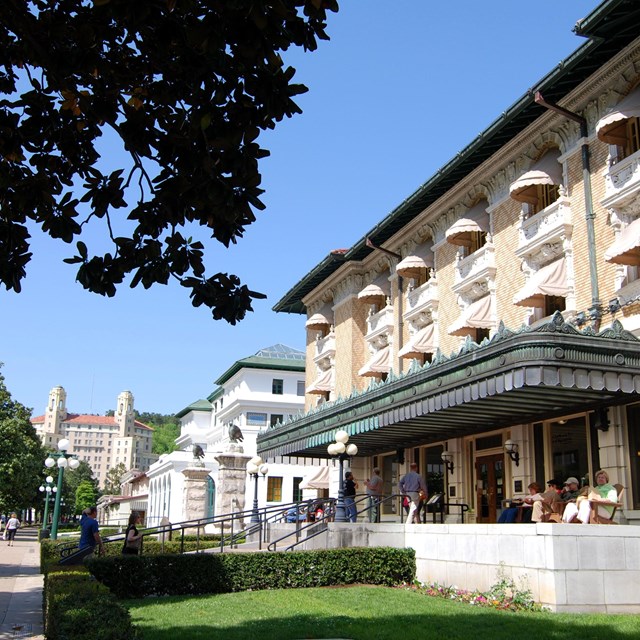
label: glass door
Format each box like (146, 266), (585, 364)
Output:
(475, 453), (504, 523)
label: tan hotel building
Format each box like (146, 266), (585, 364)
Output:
(32, 386), (156, 489)
(259, 0), (640, 525)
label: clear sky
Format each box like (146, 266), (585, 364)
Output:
(1, 1), (602, 417)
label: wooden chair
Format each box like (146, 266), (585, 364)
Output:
(588, 484), (624, 524)
(539, 499), (566, 523)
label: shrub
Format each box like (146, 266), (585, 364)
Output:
(44, 571), (139, 639)
(86, 547), (416, 599)
(41, 538), (223, 573)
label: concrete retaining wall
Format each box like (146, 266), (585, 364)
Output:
(299, 521), (640, 613)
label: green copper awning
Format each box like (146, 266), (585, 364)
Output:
(257, 314), (640, 459)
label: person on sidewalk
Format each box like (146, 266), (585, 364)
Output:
(365, 468), (384, 523)
(79, 506), (104, 555)
(399, 463), (427, 525)
(5, 513), (20, 546)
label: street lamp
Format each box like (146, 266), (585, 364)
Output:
(327, 430), (358, 523)
(246, 456), (268, 524)
(39, 475), (57, 531)
(44, 438), (80, 540)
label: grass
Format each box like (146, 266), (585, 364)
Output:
(126, 585), (640, 640)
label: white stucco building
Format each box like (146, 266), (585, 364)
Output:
(146, 345), (332, 526)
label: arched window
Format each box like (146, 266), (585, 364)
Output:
(510, 150), (562, 216)
(597, 86), (640, 162)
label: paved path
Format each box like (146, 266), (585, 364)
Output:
(0, 527), (43, 640)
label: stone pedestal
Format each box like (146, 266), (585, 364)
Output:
(182, 465), (212, 529)
(215, 446), (250, 529)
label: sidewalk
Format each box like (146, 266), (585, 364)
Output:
(0, 527), (43, 640)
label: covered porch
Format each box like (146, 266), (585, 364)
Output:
(258, 314), (640, 524)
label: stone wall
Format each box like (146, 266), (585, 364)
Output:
(300, 522), (640, 613)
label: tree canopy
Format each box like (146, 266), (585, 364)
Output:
(104, 461), (127, 494)
(0, 0), (338, 323)
(64, 458), (99, 507)
(0, 366), (45, 513)
(137, 411), (180, 454)
(74, 479), (97, 514)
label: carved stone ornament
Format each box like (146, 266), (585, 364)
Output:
(598, 319), (640, 341)
(534, 311), (580, 335)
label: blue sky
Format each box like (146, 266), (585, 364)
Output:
(1, 1), (602, 416)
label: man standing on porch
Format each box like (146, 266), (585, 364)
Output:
(399, 463), (427, 525)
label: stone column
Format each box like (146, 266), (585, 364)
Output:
(215, 444), (251, 529)
(182, 465), (212, 530)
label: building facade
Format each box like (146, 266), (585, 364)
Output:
(31, 386), (156, 489)
(259, 0), (640, 526)
(146, 345), (332, 527)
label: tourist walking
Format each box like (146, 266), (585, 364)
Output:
(122, 511), (143, 555)
(399, 463), (427, 525)
(79, 506), (104, 555)
(5, 513), (20, 546)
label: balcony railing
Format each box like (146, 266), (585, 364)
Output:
(365, 305), (394, 341)
(313, 332), (335, 366)
(604, 151), (640, 208)
(517, 197), (572, 256)
(454, 243), (496, 292)
(404, 278), (438, 323)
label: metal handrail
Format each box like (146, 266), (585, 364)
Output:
(57, 499), (313, 563)
(57, 494), (470, 562)
(267, 498), (337, 551)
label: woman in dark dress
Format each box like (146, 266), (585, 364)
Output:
(122, 511), (143, 555)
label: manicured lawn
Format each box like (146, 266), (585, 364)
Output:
(126, 586), (640, 640)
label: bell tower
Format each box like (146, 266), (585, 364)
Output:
(43, 386), (67, 435)
(116, 390), (135, 436)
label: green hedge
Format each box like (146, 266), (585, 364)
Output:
(86, 547), (416, 599)
(41, 538), (224, 573)
(44, 571), (139, 640)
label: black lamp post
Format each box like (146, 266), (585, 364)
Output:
(246, 456), (268, 524)
(44, 439), (80, 540)
(327, 430), (358, 523)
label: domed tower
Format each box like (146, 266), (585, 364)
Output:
(115, 390), (135, 436)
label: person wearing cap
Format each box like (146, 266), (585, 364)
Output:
(561, 477), (581, 502)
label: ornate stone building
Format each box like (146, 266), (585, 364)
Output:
(259, 0), (640, 526)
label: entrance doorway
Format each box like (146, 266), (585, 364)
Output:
(475, 453), (504, 523)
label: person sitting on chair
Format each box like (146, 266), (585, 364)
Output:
(498, 482), (543, 523)
(531, 478), (563, 523)
(563, 469), (617, 524)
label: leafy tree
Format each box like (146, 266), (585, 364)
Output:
(136, 411), (180, 454)
(74, 479), (97, 514)
(0, 366), (45, 513)
(104, 461), (127, 494)
(64, 459), (99, 510)
(0, 0), (338, 323)
(151, 421), (181, 455)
